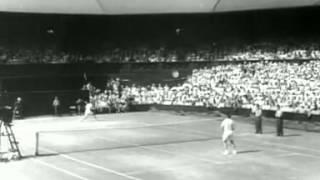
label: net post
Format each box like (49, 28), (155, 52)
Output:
(35, 132), (39, 156)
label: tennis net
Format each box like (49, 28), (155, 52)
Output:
(34, 124), (219, 156)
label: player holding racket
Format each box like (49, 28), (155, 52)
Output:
(220, 114), (237, 155)
(81, 101), (97, 121)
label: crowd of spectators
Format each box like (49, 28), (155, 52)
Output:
(0, 47), (97, 64)
(1, 41), (320, 64)
(223, 42), (320, 61)
(122, 61), (320, 114)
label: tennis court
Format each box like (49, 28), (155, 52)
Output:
(1, 110), (320, 180)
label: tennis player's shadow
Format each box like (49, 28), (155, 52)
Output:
(261, 131), (276, 134)
(237, 150), (261, 154)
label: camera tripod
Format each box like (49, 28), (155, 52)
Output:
(0, 120), (21, 161)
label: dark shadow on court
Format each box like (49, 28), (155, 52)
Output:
(237, 150), (261, 154)
(34, 154), (59, 157)
(21, 155), (38, 159)
(256, 131), (276, 135)
(1, 155), (37, 162)
(306, 129), (320, 133)
(282, 134), (301, 137)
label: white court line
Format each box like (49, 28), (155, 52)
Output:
(260, 141), (320, 155)
(126, 164), (197, 176)
(235, 139), (320, 161)
(276, 153), (301, 158)
(293, 153), (320, 159)
(38, 147), (142, 180)
(239, 137), (320, 159)
(32, 158), (89, 180)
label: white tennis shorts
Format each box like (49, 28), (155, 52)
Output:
(222, 131), (234, 142)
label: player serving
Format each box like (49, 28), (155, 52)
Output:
(220, 114), (237, 155)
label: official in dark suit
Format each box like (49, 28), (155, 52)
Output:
(252, 104), (263, 134)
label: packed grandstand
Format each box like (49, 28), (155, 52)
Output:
(1, 7), (320, 117)
(88, 60), (320, 114)
(1, 41), (320, 64)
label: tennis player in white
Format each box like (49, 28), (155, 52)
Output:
(220, 114), (237, 155)
(81, 101), (97, 121)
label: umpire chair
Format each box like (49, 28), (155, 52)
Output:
(0, 105), (22, 161)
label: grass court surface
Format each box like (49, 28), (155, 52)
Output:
(1, 110), (320, 180)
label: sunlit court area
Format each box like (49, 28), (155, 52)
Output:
(2, 0), (320, 179)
